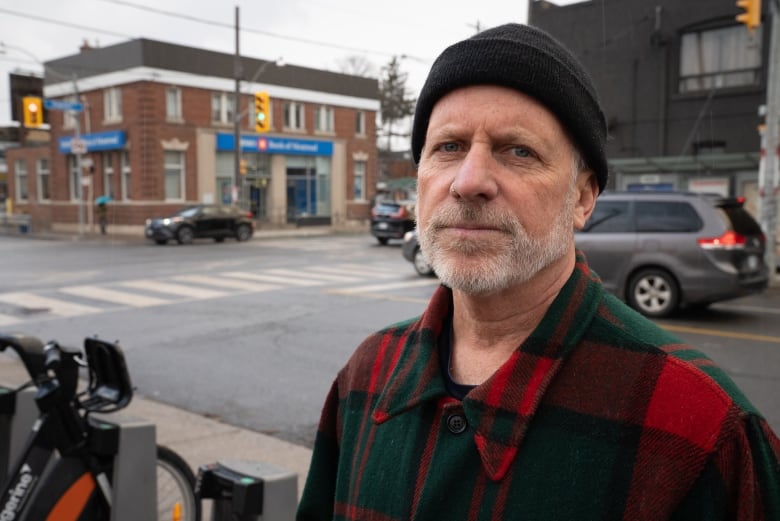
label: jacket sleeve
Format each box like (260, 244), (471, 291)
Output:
(297, 380), (341, 521)
(672, 414), (780, 520)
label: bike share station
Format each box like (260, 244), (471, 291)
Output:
(0, 333), (298, 521)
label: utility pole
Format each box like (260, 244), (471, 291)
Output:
(233, 5), (242, 207)
(759, 0), (779, 282)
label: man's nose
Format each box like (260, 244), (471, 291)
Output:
(449, 145), (499, 201)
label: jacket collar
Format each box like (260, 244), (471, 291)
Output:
(372, 254), (604, 481)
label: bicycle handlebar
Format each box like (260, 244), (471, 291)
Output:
(0, 333), (47, 382)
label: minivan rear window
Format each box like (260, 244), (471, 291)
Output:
(635, 201), (702, 232)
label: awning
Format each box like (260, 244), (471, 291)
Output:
(608, 152), (761, 175)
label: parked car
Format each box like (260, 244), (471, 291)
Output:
(402, 230), (435, 276)
(145, 204), (254, 245)
(370, 200), (416, 245)
(575, 191), (769, 318)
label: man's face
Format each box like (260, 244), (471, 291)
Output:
(416, 85), (596, 295)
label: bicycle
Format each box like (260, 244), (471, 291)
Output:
(0, 332), (201, 521)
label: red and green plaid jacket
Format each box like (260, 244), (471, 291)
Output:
(298, 255), (780, 520)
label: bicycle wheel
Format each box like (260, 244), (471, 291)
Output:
(157, 445), (201, 521)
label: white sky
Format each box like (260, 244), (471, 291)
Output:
(0, 0), (532, 126)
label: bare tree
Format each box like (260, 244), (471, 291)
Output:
(337, 55), (376, 78)
(378, 56), (416, 151)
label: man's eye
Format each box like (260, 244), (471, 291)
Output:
(511, 147), (531, 158)
(440, 142), (460, 153)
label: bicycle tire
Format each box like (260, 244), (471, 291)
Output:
(157, 445), (201, 521)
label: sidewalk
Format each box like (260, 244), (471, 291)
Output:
(0, 349), (313, 499)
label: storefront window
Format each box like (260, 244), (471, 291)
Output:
(164, 151), (184, 200)
(286, 155), (331, 219)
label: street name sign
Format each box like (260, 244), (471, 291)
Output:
(44, 99), (84, 112)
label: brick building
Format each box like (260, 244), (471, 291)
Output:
(6, 38), (380, 233)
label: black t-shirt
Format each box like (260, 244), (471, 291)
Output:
(438, 314), (476, 400)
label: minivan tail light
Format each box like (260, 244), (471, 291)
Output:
(697, 231), (746, 250)
(392, 206), (407, 219)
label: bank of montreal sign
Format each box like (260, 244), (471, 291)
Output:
(216, 133), (333, 156)
(58, 130), (126, 153)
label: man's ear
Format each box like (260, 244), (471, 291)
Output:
(573, 171), (599, 231)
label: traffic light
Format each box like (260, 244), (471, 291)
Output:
(736, 0), (761, 33)
(22, 96), (43, 127)
(254, 91), (270, 133)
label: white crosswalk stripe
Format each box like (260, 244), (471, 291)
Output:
(59, 286), (172, 307)
(222, 271), (325, 286)
(0, 314), (20, 326)
(119, 280), (228, 299)
(171, 274), (280, 292)
(0, 292), (102, 317)
(266, 268), (360, 283)
(332, 279), (440, 294)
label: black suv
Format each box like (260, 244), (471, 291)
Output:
(370, 200), (416, 245)
(576, 192), (768, 317)
(145, 204), (254, 245)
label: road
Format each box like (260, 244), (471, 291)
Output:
(1, 233), (778, 447)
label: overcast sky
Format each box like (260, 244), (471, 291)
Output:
(0, 0), (537, 127)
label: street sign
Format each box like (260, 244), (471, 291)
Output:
(44, 99), (84, 112)
(71, 138), (87, 154)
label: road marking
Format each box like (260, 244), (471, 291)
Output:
(172, 274), (279, 292)
(0, 314), (20, 326)
(119, 280), (228, 299)
(661, 324), (780, 345)
(222, 271), (324, 286)
(59, 286), (171, 307)
(337, 263), (402, 275)
(266, 268), (360, 282)
(331, 279), (441, 294)
(0, 292), (101, 317)
(307, 265), (396, 278)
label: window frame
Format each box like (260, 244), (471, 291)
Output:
(166, 87), (183, 121)
(37, 158), (50, 201)
(103, 87), (123, 123)
(283, 101), (306, 131)
(163, 150), (185, 201)
(211, 92), (235, 125)
(15, 159), (28, 202)
(353, 160), (366, 201)
(314, 105), (334, 133)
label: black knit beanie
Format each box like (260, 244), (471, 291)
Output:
(411, 23), (608, 192)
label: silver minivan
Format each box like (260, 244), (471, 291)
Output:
(576, 192), (769, 318)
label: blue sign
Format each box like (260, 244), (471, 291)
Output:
(216, 133), (333, 157)
(44, 99), (84, 112)
(58, 130), (126, 154)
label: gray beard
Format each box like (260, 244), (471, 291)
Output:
(419, 193), (575, 295)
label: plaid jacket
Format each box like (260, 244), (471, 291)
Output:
(298, 255), (780, 520)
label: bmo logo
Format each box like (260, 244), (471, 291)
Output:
(257, 137), (268, 151)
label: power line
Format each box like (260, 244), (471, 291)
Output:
(0, 7), (133, 40)
(98, 0), (425, 62)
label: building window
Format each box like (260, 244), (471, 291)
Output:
(679, 25), (762, 93)
(355, 111), (366, 136)
(283, 101), (305, 131)
(121, 151), (131, 200)
(314, 106), (334, 133)
(164, 150), (185, 200)
(211, 93), (235, 125)
(104, 87), (122, 122)
(15, 160), (28, 202)
(166, 87), (182, 121)
(37, 158), (50, 201)
(103, 153), (115, 199)
(69, 156), (80, 201)
(353, 160), (366, 200)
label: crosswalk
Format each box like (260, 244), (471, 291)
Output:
(0, 262), (439, 327)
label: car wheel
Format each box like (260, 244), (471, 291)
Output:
(235, 224), (252, 242)
(413, 248), (434, 276)
(627, 268), (679, 318)
(176, 226), (195, 245)
(377, 237), (389, 245)
(154, 239), (167, 245)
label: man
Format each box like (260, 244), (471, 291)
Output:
(298, 24), (780, 520)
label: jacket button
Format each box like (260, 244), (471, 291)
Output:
(446, 414), (467, 434)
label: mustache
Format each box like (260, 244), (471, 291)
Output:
(425, 203), (519, 233)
